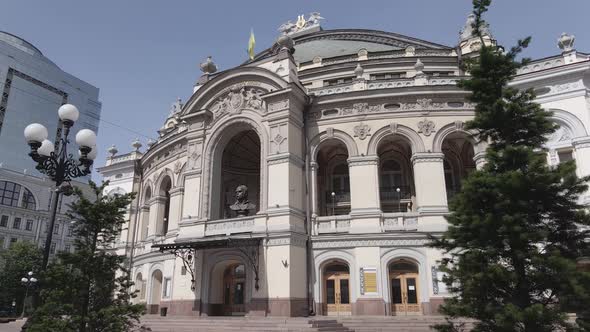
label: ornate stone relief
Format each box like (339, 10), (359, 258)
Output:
(268, 99), (289, 112)
(187, 142), (203, 170)
(417, 118), (436, 136)
(353, 123), (371, 140)
(312, 238), (430, 249)
(309, 99), (473, 121)
(208, 83), (267, 119)
(270, 123), (288, 154)
(173, 161), (183, 174)
(547, 126), (573, 144)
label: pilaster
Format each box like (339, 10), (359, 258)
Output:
(347, 155), (381, 233)
(573, 136), (590, 178)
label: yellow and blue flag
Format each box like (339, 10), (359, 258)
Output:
(248, 29), (255, 60)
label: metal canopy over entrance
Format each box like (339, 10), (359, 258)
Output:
(153, 236), (263, 291)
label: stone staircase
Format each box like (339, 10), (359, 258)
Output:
(140, 316), (352, 332)
(140, 315), (475, 332)
(337, 316), (474, 332)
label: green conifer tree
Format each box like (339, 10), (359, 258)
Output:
(26, 181), (145, 332)
(432, 1), (590, 331)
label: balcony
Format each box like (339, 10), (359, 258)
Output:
(380, 186), (412, 213)
(314, 215), (351, 234)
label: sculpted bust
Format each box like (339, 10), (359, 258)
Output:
(229, 185), (256, 217)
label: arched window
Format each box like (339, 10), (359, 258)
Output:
(158, 177), (172, 235)
(0, 181), (36, 210)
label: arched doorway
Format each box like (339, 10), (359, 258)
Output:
(150, 270), (163, 314)
(222, 263), (246, 315)
(208, 260), (249, 316)
(388, 260), (421, 315)
(323, 262), (351, 315)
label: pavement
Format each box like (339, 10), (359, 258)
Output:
(0, 319), (24, 332)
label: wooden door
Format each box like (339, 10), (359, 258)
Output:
(390, 273), (421, 315)
(324, 271), (351, 315)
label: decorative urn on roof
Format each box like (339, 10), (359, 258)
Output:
(131, 138), (142, 152)
(107, 144), (118, 157)
(200, 56), (217, 74)
(558, 33), (575, 52)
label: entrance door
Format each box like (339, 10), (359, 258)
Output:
(323, 263), (351, 315)
(389, 261), (421, 315)
(222, 264), (246, 315)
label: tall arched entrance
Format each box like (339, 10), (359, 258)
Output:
(388, 260), (421, 315)
(208, 260), (249, 316)
(322, 262), (351, 315)
(222, 263), (246, 315)
(149, 269), (163, 314)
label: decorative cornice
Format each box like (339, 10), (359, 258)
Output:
(312, 237), (431, 249)
(411, 152), (445, 164)
(267, 153), (305, 167)
(572, 136), (590, 149)
(308, 99), (474, 121)
(347, 155), (379, 166)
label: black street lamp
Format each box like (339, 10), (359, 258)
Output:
(20, 271), (37, 318)
(24, 104), (97, 270)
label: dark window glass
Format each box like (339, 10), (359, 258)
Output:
(12, 217), (21, 229)
(326, 279), (335, 304)
(50, 243), (56, 254)
(224, 283), (231, 304)
(340, 279), (350, 304)
(21, 189), (36, 210)
(406, 278), (418, 304)
(234, 282), (244, 305)
(0, 181), (21, 207)
(391, 279), (402, 304)
(0, 215), (8, 227)
(25, 220), (33, 231)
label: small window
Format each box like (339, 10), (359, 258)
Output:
(558, 150), (574, 163)
(64, 244), (71, 252)
(50, 243), (56, 254)
(12, 217), (21, 229)
(54, 224), (60, 235)
(67, 226), (73, 236)
(25, 220), (33, 231)
(10, 237), (18, 246)
(0, 215), (8, 227)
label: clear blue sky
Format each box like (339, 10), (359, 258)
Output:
(2, 0), (589, 178)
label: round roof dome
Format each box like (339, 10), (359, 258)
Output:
(250, 29), (451, 65)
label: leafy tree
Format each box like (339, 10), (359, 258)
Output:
(26, 181), (145, 332)
(0, 242), (42, 316)
(431, 1), (590, 331)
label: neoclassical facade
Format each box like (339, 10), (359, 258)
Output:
(98, 16), (590, 317)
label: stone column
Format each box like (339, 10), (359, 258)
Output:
(138, 205), (150, 241)
(147, 196), (166, 238)
(168, 187), (184, 234)
(348, 155), (381, 233)
(309, 161), (319, 216)
(411, 153), (448, 213)
(473, 151), (487, 170)
(573, 137), (590, 178)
